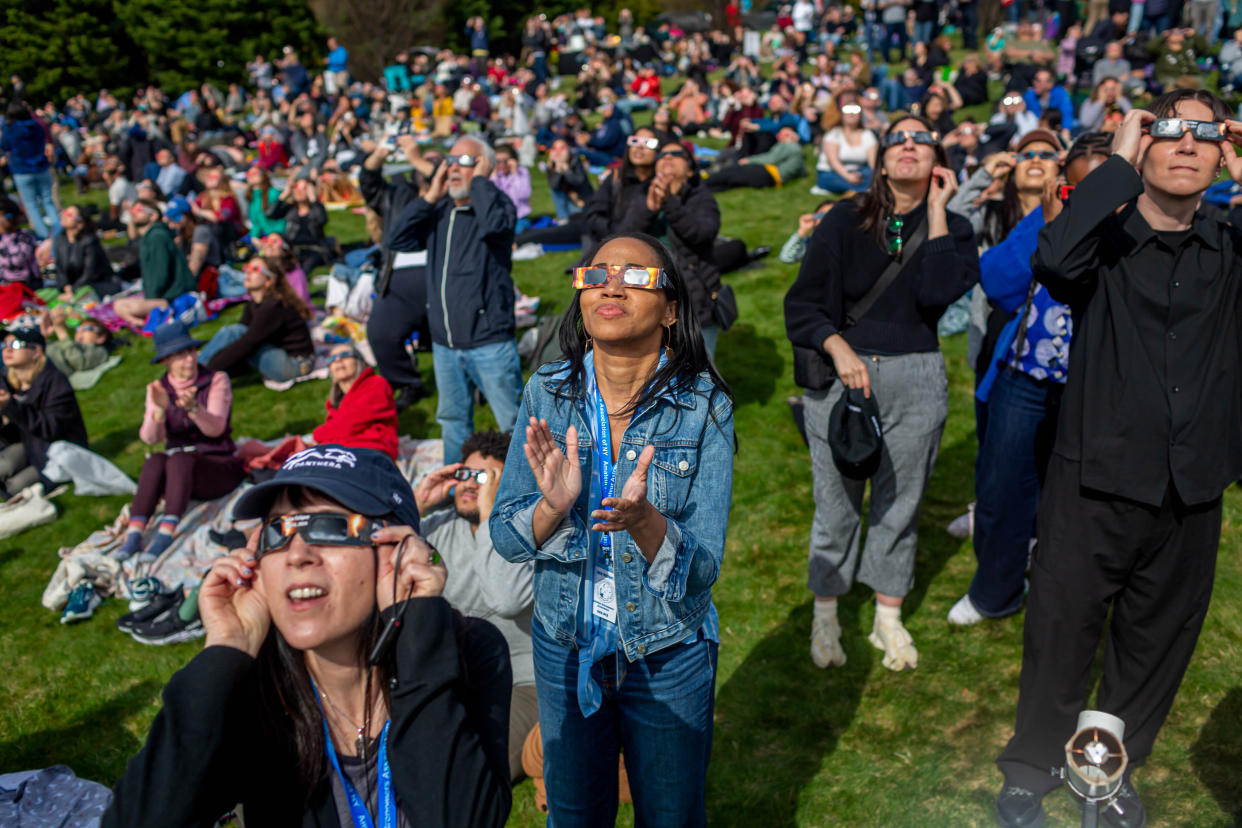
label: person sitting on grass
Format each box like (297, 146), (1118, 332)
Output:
(415, 429), (536, 783)
(0, 196), (40, 288)
(0, 326), (89, 497)
(111, 200), (198, 329)
(779, 200), (835, 263)
(52, 205), (123, 299)
(40, 309), (114, 377)
(100, 444), (513, 828)
(705, 127), (807, 192)
(113, 322), (244, 564)
(265, 175), (331, 273)
(306, 343), (399, 459)
(198, 257), (315, 383)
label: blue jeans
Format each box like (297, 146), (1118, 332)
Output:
(551, 189), (583, 221)
(13, 170), (60, 240)
(533, 619), (717, 828)
(968, 369), (1062, 616)
(816, 166), (873, 193)
(198, 323), (309, 382)
(912, 19), (935, 44)
(431, 339), (524, 464)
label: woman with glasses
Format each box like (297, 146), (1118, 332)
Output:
(784, 116), (978, 672)
(0, 327), (88, 497)
(583, 126), (660, 245)
(102, 444), (513, 828)
(491, 233), (734, 826)
(112, 322), (244, 563)
(812, 93), (878, 195)
(51, 205), (122, 299)
(197, 257), (314, 383)
(306, 343), (400, 460)
(40, 309), (114, 379)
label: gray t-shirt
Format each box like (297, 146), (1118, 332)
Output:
(424, 508), (535, 687)
(331, 747), (411, 828)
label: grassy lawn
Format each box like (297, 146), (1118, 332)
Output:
(2, 95), (1241, 826)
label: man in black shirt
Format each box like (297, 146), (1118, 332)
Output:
(995, 90), (1242, 828)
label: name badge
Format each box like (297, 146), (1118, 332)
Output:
(592, 563), (617, 623)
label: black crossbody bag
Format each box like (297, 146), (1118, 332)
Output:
(791, 220), (929, 390)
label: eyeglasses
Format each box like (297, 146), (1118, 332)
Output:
(882, 130), (939, 148)
(1146, 118), (1228, 141)
(445, 154), (479, 167)
(1002, 95), (1022, 106)
(453, 468), (490, 484)
(3, 339), (37, 351)
(572, 264), (671, 290)
(655, 150), (690, 162)
(256, 512), (385, 559)
(627, 136), (660, 149)
(885, 215), (904, 258)
(1017, 150), (1058, 161)
(841, 104), (862, 115)
(326, 350), (359, 365)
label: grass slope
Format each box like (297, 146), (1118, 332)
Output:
(2, 117), (1240, 828)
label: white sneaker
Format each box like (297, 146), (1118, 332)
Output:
(947, 593), (985, 626)
(869, 612), (919, 670)
(810, 614), (847, 668)
(512, 242), (544, 261)
(808, 185), (831, 196)
(947, 502), (975, 539)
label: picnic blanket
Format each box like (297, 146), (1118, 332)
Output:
(46, 436), (444, 604)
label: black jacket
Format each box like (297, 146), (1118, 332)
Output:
(0, 362), (89, 470)
(52, 231), (115, 292)
(101, 598), (513, 828)
(204, 297), (314, 375)
(547, 156), (594, 208)
(388, 177), (516, 350)
(585, 173), (724, 328)
(359, 164), (423, 297)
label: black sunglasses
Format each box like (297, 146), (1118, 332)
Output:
(1146, 118), (1228, 141)
(655, 150), (691, 162)
(256, 512), (385, 558)
(1017, 150), (1058, 161)
(883, 130), (939, 148)
(453, 467), (490, 484)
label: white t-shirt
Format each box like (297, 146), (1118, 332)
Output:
(109, 177), (138, 223)
(793, 0), (818, 31)
(818, 127), (877, 172)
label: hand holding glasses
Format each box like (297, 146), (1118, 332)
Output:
(453, 467), (489, 484)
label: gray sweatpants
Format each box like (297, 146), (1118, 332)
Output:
(0, 443), (39, 497)
(805, 351), (948, 599)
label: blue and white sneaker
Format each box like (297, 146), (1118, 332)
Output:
(61, 582), (101, 624)
(126, 575), (166, 611)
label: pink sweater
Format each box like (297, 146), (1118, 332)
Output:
(139, 370), (232, 445)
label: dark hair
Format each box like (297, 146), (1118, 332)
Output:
(1064, 130), (1114, 168)
(855, 114), (950, 244)
(0, 196), (25, 225)
(1144, 87), (1231, 122)
(547, 233), (734, 434)
(262, 256), (315, 320)
(612, 126), (658, 219)
(4, 100), (30, 122)
(252, 486), (393, 797)
(460, 430), (512, 463)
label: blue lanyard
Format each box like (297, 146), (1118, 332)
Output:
(313, 685), (397, 828)
(593, 383), (617, 551)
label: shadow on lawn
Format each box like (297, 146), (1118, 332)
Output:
(1191, 686), (1242, 824)
(708, 596), (872, 827)
(716, 322), (782, 407)
(90, 425), (140, 462)
(0, 679), (161, 783)
(902, 433), (977, 618)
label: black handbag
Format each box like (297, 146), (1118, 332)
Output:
(791, 220), (928, 390)
(711, 284), (739, 331)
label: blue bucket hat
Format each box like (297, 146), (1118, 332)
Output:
(149, 321), (205, 364)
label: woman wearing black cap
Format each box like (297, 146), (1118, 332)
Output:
(784, 115), (978, 673)
(112, 321), (244, 564)
(102, 443), (513, 828)
(0, 326), (89, 496)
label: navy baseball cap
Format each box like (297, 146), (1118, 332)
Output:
(233, 445), (421, 532)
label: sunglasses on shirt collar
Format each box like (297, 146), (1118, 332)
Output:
(882, 130), (940, 149)
(255, 512), (385, 559)
(572, 264), (672, 290)
(627, 135), (660, 149)
(1146, 118), (1228, 141)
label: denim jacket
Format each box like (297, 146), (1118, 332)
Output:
(490, 360), (734, 662)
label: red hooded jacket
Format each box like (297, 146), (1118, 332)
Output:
(312, 367), (399, 459)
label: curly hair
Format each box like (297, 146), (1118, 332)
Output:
(459, 430), (512, 464)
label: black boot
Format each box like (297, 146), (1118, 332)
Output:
(394, 384), (429, 411)
(1100, 780), (1146, 828)
(996, 784), (1046, 828)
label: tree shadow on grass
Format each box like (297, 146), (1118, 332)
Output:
(715, 322), (782, 407)
(707, 596), (873, 827)
(1191, 687), (1242, 825)
(90, 425), (141, 462)
(0, 679), (161, 783)
(902, 433), (978, 618)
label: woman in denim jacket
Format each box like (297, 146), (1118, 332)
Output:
(491, 233), (734, 827)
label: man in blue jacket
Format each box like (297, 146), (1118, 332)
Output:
(0, 100), (60, 240)
(388, 135), (522, 465)
(576, 101), (628, 166)
(1022, 69), (1076, 132)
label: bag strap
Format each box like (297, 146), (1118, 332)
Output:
(843, 218), (930, 329)
(1006, 279), (1040, 370)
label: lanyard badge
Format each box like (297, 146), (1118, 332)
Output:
(592, 385), (619, 624)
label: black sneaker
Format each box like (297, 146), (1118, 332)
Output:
(996, 785), (1046, 828)
(129, 599), (205, 646)
(394, 384), (428, 411)
(116, 590), (181, 633)
(1100, 780), (1146, 828)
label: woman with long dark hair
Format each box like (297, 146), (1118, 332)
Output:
(491, 233), (734, 826)
(582, 126), (659, 244)
(52, 205), (122, 298)
(784, 115), (979, 672)
(102, 444), (513, 827)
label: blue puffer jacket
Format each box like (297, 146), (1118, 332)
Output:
(0, 118), (50, 174)
(490, 361), (735, 661)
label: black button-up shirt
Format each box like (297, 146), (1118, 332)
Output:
(1033, 155), (1242, 507)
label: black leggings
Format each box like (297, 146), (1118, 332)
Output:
(705, 164), (777, 192)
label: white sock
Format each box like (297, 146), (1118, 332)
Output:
(813, 599), (838, 623)
(875, 603), (902, 624)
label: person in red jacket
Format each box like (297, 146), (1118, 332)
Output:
(309, 343), (400, 459)
(630, 66), (663, 104)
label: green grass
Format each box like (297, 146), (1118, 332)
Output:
(2, 132), (1240, 828)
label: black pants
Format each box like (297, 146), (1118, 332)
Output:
(366, 265), (429, 393)
(996, 454), (1221, 793)
(705, 164), (776, 192)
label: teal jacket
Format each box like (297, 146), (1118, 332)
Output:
(139, 222), (197, 301)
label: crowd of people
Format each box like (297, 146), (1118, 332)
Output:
(4, 2), (1242, 826)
